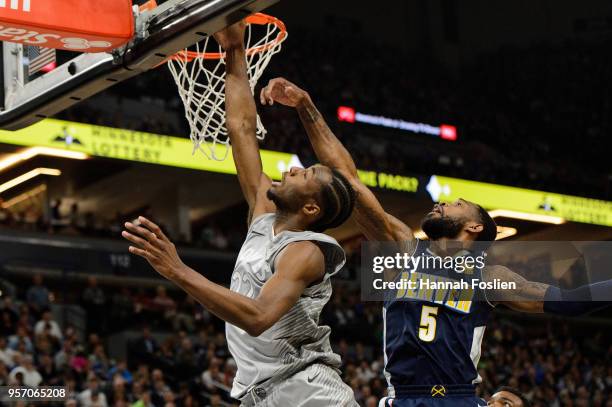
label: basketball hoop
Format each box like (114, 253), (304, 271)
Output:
(165, 13), (287, 160)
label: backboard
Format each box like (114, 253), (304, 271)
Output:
(0, 0), (280, 130)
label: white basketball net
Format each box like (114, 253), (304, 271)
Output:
(167, 17), (286, 160)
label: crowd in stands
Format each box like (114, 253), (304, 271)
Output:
(56, 23), (612, 200)
(0, 197), (243, 251)
(0, 273), (610, 406)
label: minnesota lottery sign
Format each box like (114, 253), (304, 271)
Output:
(0, 119), (298, 181)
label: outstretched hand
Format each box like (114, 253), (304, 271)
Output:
(260, 77), (310, 107)
(213, 20), (247, 50)
(122, 217), (187, 281)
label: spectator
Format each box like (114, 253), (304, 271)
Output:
(132, 326), (158, 365)
(34, 310), (63, 341)
(54, 339), (74, 371)
(67, 202), (84, 233)
(17, 303), (35, 334)
(0, 336), (16, 368)
(107, 359), (133, 385)
(111, 288), (134, 330)
(26, 274), (50, 316)
(108, 373), (131, 405)
(1, 296), (19, 321)
(131, 390), (154, 407)
(49, 199), (67, 233)
(0, 308), (17, 338)
(8, 326), (34, 353)
(207, 393), (223, 407)
(151, 286), (176, 328)
(9, 354), (42, 387)
(201, 357), (223, 391)
(78, 374), (108, 407)
(152, 286), (175, 313)
(38, 353), (58, 385)
(150, 368), (171, 406)
(89, 344), (109, 377)
(0, 360), (9, 386)
(81, 276), (106, 332)
(221, 357), (237, 388)
(173, 295), (196, 333)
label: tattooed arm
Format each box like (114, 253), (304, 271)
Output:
(483, 265), (548, 312)
(260, 77), (413, 243)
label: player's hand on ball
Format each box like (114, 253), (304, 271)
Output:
(213, 20), (247, 50)
(260, 77), (309, 107)
(122, 217), (187, 281)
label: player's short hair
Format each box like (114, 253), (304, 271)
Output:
(311, 169), (355, 232)
(495, 386), (531, 407)
(475, 204), (497, 242)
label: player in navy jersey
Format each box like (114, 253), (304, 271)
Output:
(260, 77), (612, 407)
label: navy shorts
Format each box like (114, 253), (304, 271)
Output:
(378, 396), (486, 407)
(379, 385), (486, 407)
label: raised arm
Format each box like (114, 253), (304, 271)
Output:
(483, 265), (612, 315)
(260, 78), (413, 242)
(215, 23), (274, 222)
(123, 217), (326, 337)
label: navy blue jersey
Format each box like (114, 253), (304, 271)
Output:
(383, 240), (494, 395)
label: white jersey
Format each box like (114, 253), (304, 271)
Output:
(226, 213), (345, 399)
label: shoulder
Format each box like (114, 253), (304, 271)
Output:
(248, 212), (275, 231)
(277, 241), (325, 267)
(275, 241), (326, 284)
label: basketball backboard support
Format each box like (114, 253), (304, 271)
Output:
(0, 0), (279, 131)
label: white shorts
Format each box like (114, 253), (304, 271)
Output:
(240, 363), (358, 407)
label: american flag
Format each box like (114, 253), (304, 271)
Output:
(25, 46), (56, 76)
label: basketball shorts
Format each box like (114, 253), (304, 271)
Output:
(379, 396), (487, 407)
(239, 363), (358, 407)
(379, 384), (487, 407)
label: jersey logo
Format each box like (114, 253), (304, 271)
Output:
(431, 385), (446, 397)
(307, 371), (320, 383)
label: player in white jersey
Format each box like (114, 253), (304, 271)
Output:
(121, 21), (358, 406)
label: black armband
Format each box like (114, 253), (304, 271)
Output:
(543, 280), (612, 316)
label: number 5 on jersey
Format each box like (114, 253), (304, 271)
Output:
(418, 305), (439, 342)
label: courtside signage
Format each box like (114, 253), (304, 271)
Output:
(428, 175), (612, 227)
(1, 119), (610, 227)
(0, 119), (294, 180)
(337, 106), (457, 141)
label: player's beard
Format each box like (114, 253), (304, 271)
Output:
(267, 188), (298, 213)
(421, 215), (465, 240)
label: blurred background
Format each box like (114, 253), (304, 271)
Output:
(0, 0), (611, 406)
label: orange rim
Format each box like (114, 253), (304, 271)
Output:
(167, 13), (287, 63)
